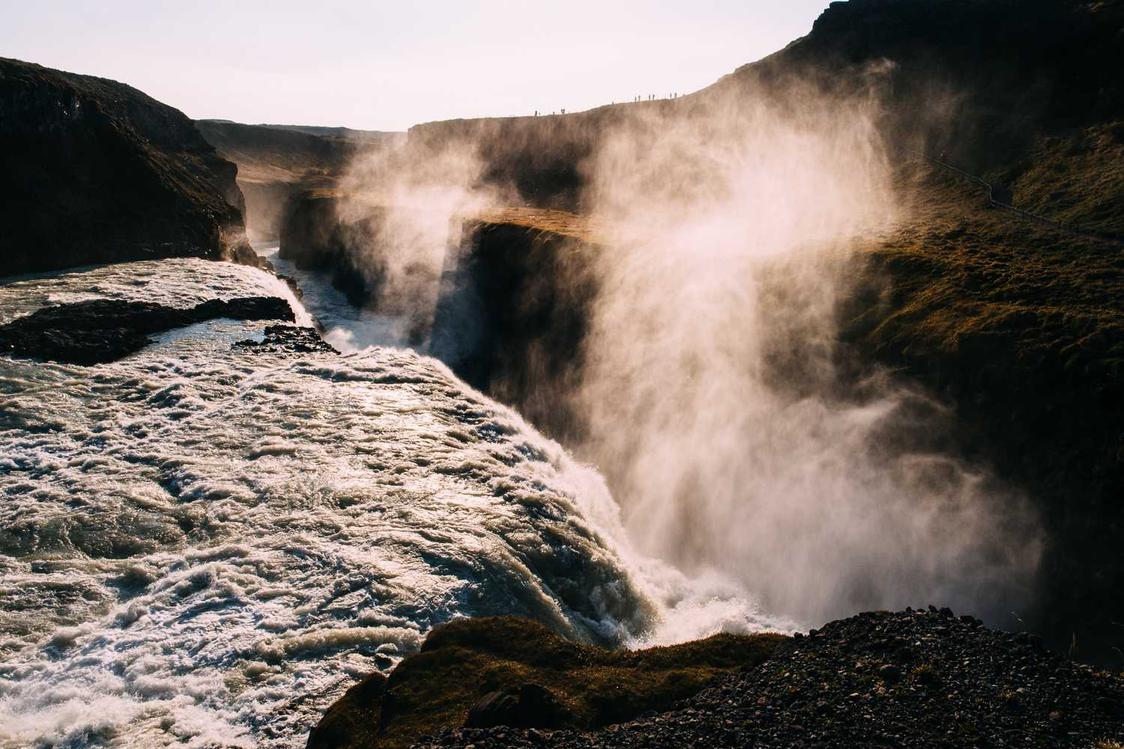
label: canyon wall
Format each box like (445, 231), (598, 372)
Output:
(0, 57), (251, 276)
(197, 120), (403, 241)
(430, 218), (599, 443)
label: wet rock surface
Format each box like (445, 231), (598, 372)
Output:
(0, 296), (294, 364)
(416, 610), (1124, 749)
(235, 323), (336, 355)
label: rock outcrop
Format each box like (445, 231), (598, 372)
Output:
(307, 616), (784, 749)
(234, 323), (337, 355)
(0, 296), (294, 364)
(413, 610), (1123, 749)
(0, 57), (252, 277)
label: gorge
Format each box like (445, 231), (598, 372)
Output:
(1, 1), (1123, 748)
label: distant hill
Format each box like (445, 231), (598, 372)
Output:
(196, 119), (403, 241)
(254, 123), (399, 143)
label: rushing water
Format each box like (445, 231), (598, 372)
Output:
(260, 245), (409, 353)
(0, 258), (766, 748)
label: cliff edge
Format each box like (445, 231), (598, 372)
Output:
(0, 57), (250, 276)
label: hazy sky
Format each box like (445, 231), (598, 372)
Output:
(2, 1), (831, 131)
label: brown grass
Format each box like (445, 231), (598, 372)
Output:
(475, 206), (602, 243)
(307, 616), (786, 749)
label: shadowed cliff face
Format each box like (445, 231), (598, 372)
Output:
(278, 194), (387, 308)
(430, 220), (599, 444)
(0, 57), (252, 277)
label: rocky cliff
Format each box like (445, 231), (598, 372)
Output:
(0, 57), (252, 277)
(763, 0), (1124, 662)
(414, 0), (1124, 663)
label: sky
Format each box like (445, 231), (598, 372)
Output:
(1, 0), (833, 131)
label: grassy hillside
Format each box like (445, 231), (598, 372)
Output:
(843, 159), (1124, 661)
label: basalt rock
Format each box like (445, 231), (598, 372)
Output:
(235, 324), (336, 355)
(0, 296), (294, 365)
(0, 57), (251, 277)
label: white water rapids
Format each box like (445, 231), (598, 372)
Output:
(0, 258), (769, 748)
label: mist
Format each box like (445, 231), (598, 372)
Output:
(329, 78), (1042, 636)
(333, 139), (503, 346)
(572, 85), (1042, 628)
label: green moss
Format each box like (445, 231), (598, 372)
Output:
(307, 616), (787, 749)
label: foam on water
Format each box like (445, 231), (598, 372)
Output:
(259, 245), (405, 353)
(0, 259), (771, 748)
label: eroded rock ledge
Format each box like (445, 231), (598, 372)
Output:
(307, 617), (785, 749)
(0, 296), (295, 364)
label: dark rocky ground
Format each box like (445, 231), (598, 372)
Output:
(413, 610), (1123, 749)
(0, 296), (294, 364)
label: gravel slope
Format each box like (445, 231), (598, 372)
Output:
(417, 609), (1124, 749)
